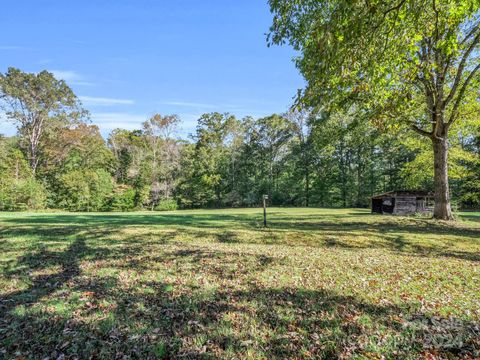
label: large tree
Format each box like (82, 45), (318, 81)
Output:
(0, 68), (85, 174)
(268, 0), (480, 219)
(286, 109), (313, 206)
(142, 114), (181, 206)
(255, 114), (294, 199)
(193, 112), (237, 207)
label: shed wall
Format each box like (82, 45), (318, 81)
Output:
(393, 196), (417, 215)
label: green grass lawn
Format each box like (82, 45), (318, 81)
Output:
(1, 208), (479, 359)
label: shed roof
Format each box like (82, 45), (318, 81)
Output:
(371, 190), (433, 199)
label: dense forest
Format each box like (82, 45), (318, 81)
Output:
(0, 68), (479, 212)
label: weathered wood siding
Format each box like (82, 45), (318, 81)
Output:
(371, 191), (433, 215)
(393, 196), (417, 215)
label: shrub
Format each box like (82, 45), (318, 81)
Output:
(459, 178), (480, 209)
(109, 185), (136, 211)
(154, 198), (178, 211)
(0, 177), (46, 211)
(135, 185), (151, 209)
(0, 146), (45, 211)
(57, 169), (113, 211)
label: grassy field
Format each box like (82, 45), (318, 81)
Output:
(0, 208), (479, 359)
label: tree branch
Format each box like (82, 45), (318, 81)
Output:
(444, 27), (480, 106)
(447, 61), (480, 127)
(383, 0), (407, 16)
(411, 124), (433, 137)
(460, 23), (480, 46)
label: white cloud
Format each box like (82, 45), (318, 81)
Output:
(161, 101), (217, 109)
(90, 112), (197, 139)
(50, 70), (82, 81)
(79, 96), (134, 106)
(91, 112), (147, 133)
(49, 70), (95, 86)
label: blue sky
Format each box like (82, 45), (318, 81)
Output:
(0, 1), (303, 138)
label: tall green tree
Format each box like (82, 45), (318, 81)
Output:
(142, 114), (181, 206)
(287, 110), (314, 206)
(0, 136), (46, 210)
(108, 129), (146, 184)
(0, 68), (86, 174)
(269, 0), (480, 219)
(256, 114), (294, 200)
(192, 112), (238, 207)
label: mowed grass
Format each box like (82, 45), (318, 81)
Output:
(0, 208), (479, 359)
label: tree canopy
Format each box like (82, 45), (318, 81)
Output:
(0, 67), (86, 173)
(0, 58), (478, 214)
(268, 0), (480, 219)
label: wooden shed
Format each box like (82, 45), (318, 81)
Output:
(371, 190), (433, 215)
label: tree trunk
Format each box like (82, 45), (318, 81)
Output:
(339, 139), (347, 207)
(30, 147), (37, 175)
(356, 147), (362, 207)
(305, 165), (310, 207)
(303, 146), (310, 207)
(432, 137), (453, 220)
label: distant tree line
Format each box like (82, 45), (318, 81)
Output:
(0, 67), (479, 211)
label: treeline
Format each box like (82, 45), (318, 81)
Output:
(0, 68), (479, 211)
(1, 112), (479, 211)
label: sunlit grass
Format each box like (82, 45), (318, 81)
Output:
(0, 208), (479, 358)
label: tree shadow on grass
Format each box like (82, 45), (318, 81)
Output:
(2, 282), (479, 358)
(0, 213), (261, 230)
(163, 287), (479, 358)
(3, 209), (480, 241)
(269, 218), (480, 238)
(2, 217), (479, 264)
(0, 236), (87, 330)
(318, 231), (480, 262)
(3, 211), (479, 238)
(461, 214), (480, 224)
(1, 231), (479, 359)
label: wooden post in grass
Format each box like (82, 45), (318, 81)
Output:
(263, 194), (268, 227)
